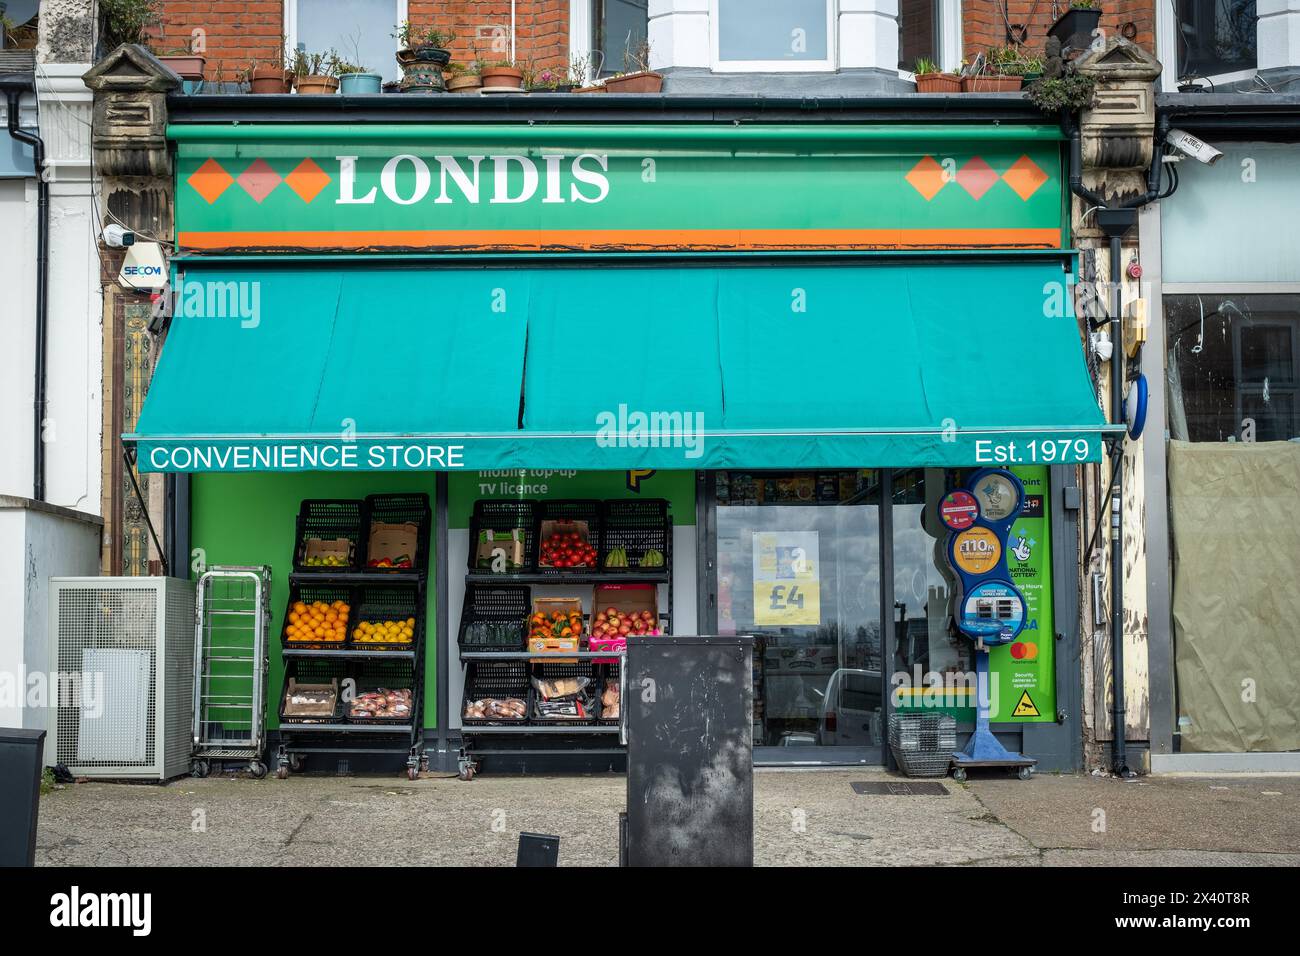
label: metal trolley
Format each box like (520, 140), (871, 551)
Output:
(191, 566), (271, 778)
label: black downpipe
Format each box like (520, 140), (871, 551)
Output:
(1064, 113), (1171, 775)
(6, 86), (49, 501)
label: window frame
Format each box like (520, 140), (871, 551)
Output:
(897, 0), (962, 77)
(709, 0), (838, 74)
(1156, 0), (1258, 92)
(284, 0), (409, 81)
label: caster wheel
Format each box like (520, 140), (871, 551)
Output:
(419, 757), (430, 773)
(952, 767), (967, 783)
(407, 767), (420, 781)
(1018, 766), (1033, 780)
(458, 765), (475, 781)
(276, 765), (289, 780)
(191, 760), (210, 779)
(249, 761), (268, 779)
(289, 755), (304, 772)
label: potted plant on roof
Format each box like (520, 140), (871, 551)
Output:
(445, 61), (482, 94)
(291, 48), (338, 94)
(245, 38), (291, 93)
(481, 59), (525, 91)
(394, 20), (453, 92)
(1047, 1), (1104, 54)
(602, 40), (661, 93)
(962, 47), (1026, 92)
(913, 56), (960, 93)
(334, 55), (382, 94)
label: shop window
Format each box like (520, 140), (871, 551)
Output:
(711, 0), (835, 72)
(711, 470), (882, 751)
(288, 0), (405, 83)
(890, 469), (971, 688)
(1166, 294), (1300, 443)
(1173, 0), (1257, 83)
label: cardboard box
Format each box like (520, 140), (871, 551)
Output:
(528, 596), (584, 657)
(590, 583), (661, 660)
(367, 521), (419, 569)
(474, 528), (525, 571)
(302, 537), (352, 567)
(282, 678), (339, 721)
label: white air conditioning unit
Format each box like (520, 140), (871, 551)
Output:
(49, 577), (196, 780)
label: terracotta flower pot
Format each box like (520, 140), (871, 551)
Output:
(159, 55), (206, 80)
(480, 66), (525, 90)
(602, 71), (663, 93)
(915, 72), (961, 93)
(961, 74), (1024, 93)
(249, 67), (291, 93)
(295, 75), (339, 95)
(446, 74), (483, 94)
(574, 84), (607, 94)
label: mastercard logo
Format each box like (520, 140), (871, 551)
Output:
(1010, 641), (1039, 660)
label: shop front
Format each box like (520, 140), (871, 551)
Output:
(129, 108), (1112, 773)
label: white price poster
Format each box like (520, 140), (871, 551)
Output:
(752, 531), (821, 626)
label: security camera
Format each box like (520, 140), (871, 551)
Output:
(1166, 128), (1223, 166)
(103, 224), (135, 248)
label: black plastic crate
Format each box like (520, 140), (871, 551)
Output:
(457, 584), (529, 652)
(601, 499), (671, 573)
(462, 660), (530, 725)
(468, 499), (537, 573)
(346, 657), (418, 724)
(534, 499), (603, 573)
(278, 659), (346, 724)
(597, 662), (622, 726)
(530, 661), (598, 726)
(293, 499), (365, 573)
(351, 583), (423, 652)
(281, 583), (354, 650)
(362, 493), (431, 573)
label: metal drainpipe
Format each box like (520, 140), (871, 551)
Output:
(1065, 113), (1169, 776)
(5, 84), (49, 502)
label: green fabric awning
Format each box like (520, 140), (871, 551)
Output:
(129, 262), (1115, 471)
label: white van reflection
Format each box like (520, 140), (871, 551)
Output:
(774, 668), (882, 747)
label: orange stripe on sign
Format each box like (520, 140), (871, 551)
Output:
(176, 227), (1063, 251)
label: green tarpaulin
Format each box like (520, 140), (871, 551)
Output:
(128, 261), (1113, 471)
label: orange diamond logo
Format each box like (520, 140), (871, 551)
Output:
(187, 157), (234, 204)
(1002, 155), (1049, 200)
(284, 157), (332, 203)
(905, 155), (947, 201)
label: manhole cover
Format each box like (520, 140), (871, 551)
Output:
(851, 781), (949, 796)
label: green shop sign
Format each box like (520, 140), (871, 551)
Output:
(172, 124), (1065, 253)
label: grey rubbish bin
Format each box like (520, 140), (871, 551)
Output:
(0, 728), (47, 867)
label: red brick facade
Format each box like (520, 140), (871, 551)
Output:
(151, 0), (570, 82)
(962, 1), (1156, 64)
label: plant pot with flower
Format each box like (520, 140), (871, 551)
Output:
(913, 57), (960, 93)
(394, 21), (453, 92)
(246, 51), (292, 93)
(961, 47), (1031, 92)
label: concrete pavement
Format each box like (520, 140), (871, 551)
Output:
(34, 769), (1300, 866)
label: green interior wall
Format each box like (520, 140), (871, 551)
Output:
(190, 473), (438, 731)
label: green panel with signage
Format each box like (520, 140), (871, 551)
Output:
(189, 472), (439, 732)
(173, 124), (1065, 252)
(895, 465), (1055, 723)
(448, 469), (696, 528)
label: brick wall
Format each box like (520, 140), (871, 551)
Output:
(962, 1), (1156, 64)
(151, 0), (569, 82)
